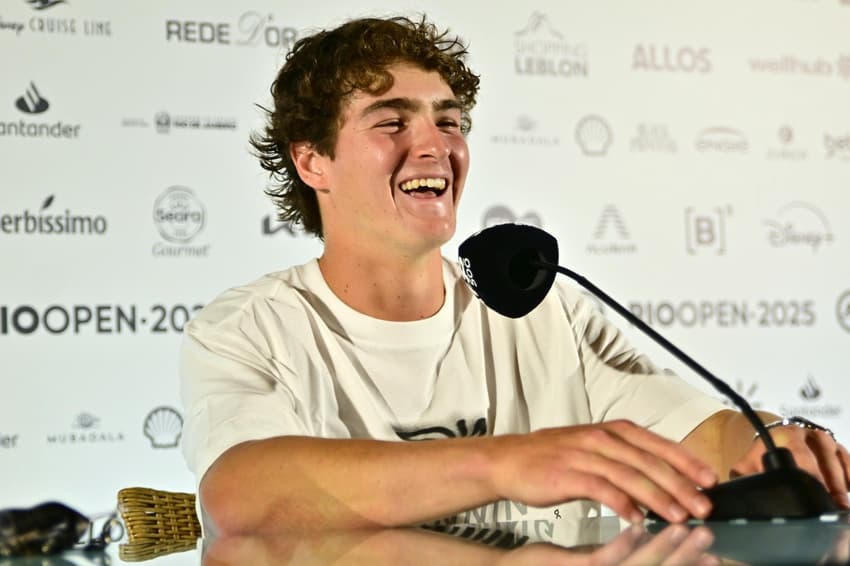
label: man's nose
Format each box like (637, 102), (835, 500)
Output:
(411, 119), (451, 159)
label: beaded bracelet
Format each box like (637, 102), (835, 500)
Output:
(753, 416), (835, 442)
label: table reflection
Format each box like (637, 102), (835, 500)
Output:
(200, 522), (715, 566)
(5, 514), (850, 565)
(199, 515), (850, 566)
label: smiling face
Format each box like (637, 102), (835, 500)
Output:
(300, 63), (470, 260)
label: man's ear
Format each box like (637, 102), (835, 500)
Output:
(290, 142), (330, 192)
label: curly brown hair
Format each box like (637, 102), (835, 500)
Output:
(251, 15), (480, 238)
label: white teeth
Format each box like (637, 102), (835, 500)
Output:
(400, 178), (447, 192)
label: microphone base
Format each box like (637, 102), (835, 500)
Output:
(649, 466), (839, 521)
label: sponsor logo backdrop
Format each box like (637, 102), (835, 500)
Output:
(1, 0), (849, 515)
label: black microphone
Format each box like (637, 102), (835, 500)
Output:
(458, 222), (839, 520)
(457, 222), (558, 318)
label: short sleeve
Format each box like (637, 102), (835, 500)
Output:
(557, 282), (727, 442)
(179, 299), (309, 486)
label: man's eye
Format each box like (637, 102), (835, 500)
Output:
(438, 119), (460, 130)
(377, 120), (404, 130)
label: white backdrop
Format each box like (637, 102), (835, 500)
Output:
(2, 0), (849, 517)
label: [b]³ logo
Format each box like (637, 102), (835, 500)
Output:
(153, 186), (205, 243)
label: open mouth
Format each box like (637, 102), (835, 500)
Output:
(398, 177), (448, 197)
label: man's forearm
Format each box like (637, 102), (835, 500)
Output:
(682, 409), (779, 481)
(200, 435), (497, 535)
(202, 421), (723, 534)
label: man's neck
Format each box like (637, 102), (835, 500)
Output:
(318, 247), (446, 322)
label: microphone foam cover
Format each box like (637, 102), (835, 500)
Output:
(458, 223), (558, 318)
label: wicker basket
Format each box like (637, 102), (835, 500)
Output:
(117, 487), (202, 543)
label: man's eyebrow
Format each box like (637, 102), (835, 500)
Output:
(433, 99), (462, 112)
(360, 97), (461, 117)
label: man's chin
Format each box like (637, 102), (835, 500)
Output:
(427, 222), (457, 246)
(404, 224), (456, 255)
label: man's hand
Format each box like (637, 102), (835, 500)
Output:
(485, 420), (718, 523)
(731, 424), (850, 509)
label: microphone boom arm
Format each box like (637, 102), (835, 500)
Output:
(534, 259), (778, 453)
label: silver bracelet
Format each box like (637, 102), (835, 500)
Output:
(753, 416), (835, 442)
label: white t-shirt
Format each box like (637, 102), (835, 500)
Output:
(180, 258), (726, 534)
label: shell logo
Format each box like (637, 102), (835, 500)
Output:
(575, 115), (612, 156)
(143, 406), (183, 449)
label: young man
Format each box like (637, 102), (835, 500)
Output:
(181, 16), (850, 536)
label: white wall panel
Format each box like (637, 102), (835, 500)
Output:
(1, 0), (848, 515)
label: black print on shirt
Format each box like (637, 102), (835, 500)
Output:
(394, 417), (487, 441)
(421, 522), (528, 549)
